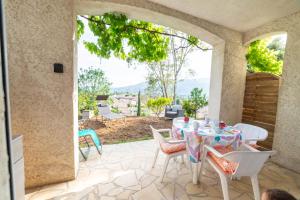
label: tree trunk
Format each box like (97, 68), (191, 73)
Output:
(173, 77), (177, 104)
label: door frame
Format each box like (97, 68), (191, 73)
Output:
(0, 0), (15, 199)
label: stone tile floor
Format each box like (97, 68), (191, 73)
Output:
(25, 140), (300, 200)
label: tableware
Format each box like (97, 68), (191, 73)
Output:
(193, 121), (200, 131)
(204, 115), (209, 125)
(219, 121), (226, 129)
(184, 116), (190, 123)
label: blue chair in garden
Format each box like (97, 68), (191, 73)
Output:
(78, 129), (102, 160)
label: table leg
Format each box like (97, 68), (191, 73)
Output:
(192, 163), (198, 184)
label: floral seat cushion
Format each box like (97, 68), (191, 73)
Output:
(207, 145), (238, 174)
(160, 142), (186, 154)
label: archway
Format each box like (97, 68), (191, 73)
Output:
(75, 0), (228, 122)
(242, 32), (287, 149)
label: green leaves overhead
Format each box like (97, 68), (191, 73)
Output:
(76, 13), (211, 63)
(77, 19), (84, 40)
(78, 13), (170, 63)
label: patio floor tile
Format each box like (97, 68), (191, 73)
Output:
(25, 140), (300, 200)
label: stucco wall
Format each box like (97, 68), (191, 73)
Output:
(5, 0), (77, 188)
(219, 41), (247, 123)
(244, 11), (300, 173)
(77, 0), (247, 124)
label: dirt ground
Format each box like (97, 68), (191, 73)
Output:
(80, 116), (172, 144)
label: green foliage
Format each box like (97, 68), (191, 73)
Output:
(137, 91), (141, 116)
(78, 13), (170, 63)
(187, 35), (200, 46)
(77, 18), (84, 40)
(77, 13), (208, 64)
(111, 106), (120, 114)
(246, 40), (283, 75)
(267, 37), (285, 61)
(146, 97), (172, 117)
(78, 67), (111, 114)
(182, 88), (208, 118)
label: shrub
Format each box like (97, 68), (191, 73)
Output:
(182, 88), (208, 118)
(111, 106), (120, 113)
(78, 92), (98, 115)
(147, 97), (172, 117)
(78, 67), (110, 115)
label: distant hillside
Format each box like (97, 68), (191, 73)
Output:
(112, 78), (210, 97)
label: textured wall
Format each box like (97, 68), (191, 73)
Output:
(244, 12), (300, 173)
(5, 0), (77, 188)
(219, 41), (247, 124)
(77, 0), (247, 124)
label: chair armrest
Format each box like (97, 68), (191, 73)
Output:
(244, 138), (265, 142)
(156, 129), (172, 138)
(239, 143), (260, 152)
(241, 144), (276, 155)
(156, 128), (171, 133)
(166, 139), (186, 144)
(204, 145), (224, 158)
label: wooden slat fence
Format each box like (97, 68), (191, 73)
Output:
(242, 72), (281, 149)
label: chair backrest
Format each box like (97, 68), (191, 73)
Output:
(150, 126), (166, 147)
(223, 150), (273, 176)
(172, 104), (182, 112)
(234, 123), (268, 144)
(98, 106), (111, 115)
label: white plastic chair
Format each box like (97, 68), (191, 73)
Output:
(234, 123), (268, 145)
(199, 144), (274, 200)
(150, 125), (186, 182)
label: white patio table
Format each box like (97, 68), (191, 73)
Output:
(172, 118), (243, 184)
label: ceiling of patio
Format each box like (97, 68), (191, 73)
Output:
(148, 0), (300, 32)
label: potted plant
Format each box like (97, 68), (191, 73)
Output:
(182, 88), (208, 120)
(182, 100), (193, 123)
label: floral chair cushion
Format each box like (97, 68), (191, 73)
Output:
(160, 142), (186, 154)
(207, 145), (238, 174)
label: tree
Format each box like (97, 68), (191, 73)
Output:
(77, 13), (211, 103)
(146, 97), (172, 118)
(246, 39), (283, 75)
(77, 13), (210, 63)
(145, 30), (206, 102)
(78, 67), (111, 113)
(146, 61), (173, 98)
(267, 37), (285, 61)
(169, 31), (198, 103)
(182, 88), (208, 118)
(137, 91), (141, 116)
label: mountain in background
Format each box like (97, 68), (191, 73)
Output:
(112, 78), (210, 97)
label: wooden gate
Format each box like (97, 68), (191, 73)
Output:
(242, 72), (280, 149)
